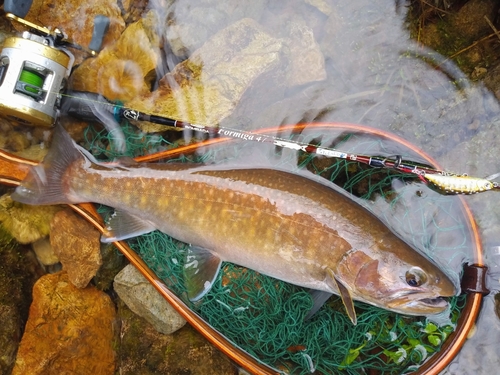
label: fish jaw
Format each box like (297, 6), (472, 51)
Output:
(336, 248), (458, 317)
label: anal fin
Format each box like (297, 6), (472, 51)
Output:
(184, 246), (222, 302)
(101, 210), (156, 242)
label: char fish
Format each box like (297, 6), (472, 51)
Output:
(12, 125), (458, 324)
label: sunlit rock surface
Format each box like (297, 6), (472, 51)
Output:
(128, 17), (284, 132)
(282, 18), (326, 87)
(50, 209), (102, 288)
(0, 195), (60, 244)
(12, 271), (116, 375)
(31, 237), (59, 266)
(114, 264), (186, 335)
(19, 0), (125, 63)
(163, 0), (268, 57)
(70, 10), (161, 102)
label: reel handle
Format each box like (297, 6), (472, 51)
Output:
(89, 15), (110, 53)
(4, 0), (33, 18)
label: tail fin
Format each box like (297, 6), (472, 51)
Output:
(11, 123), (84, 205)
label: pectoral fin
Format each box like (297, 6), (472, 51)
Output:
(184, 246), (222, 301)
(101, 210), (156, 242)
(327, 269), (357, 325)
(305, 290), (333, 320)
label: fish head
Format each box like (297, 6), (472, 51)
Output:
(336, 245), (458, 316)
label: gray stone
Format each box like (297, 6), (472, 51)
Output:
(114, 264), (186, 335)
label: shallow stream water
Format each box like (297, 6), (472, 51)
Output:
(2, 0), (500, 374)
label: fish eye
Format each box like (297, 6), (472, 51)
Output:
(405, 267), (427, 287)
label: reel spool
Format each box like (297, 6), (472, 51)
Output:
(0, 33), (72, 127)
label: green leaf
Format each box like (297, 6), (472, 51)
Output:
(428, 334), (441, 346)
(407, 338), (421, 347)
(424, 322), (438, 333)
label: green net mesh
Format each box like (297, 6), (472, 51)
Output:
(86, 122), (472, 374)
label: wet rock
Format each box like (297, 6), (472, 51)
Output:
(20, 0), (125, 64)
(164, 0), (267, 57)
(417, 0), (499, 73)
(117, 299), (235, 375)
(483, 62), (500, 100)
(12, 271), (116, 375)
(93, 242), (126, 291)
(129, 17), (284, 132)
(50, 209), (102, 288)
(120, 0), (150, 24)
(0, 236), (42, 375)
(32, 237), (59, 266)
(71, 10), (161, 102)
(0, 194), (61, 244)
(114, 264), (186, 335)
(451, 0), (499, 38)
(304, 0), (333, 16)
(284, 19), (326, 86)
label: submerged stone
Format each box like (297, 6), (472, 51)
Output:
(114, 264), (186, 335)
(128, 17), (284, 132)
(12, 271), (116, 375)
(0, 194), (60, 244)
(117, 299), (234, 375)
(19, 0), (125, 64)
(0, 238), (41, 374)
(50, 209), (102, 288)
(71, 10), (161, 102)
(31, 237), (59, 266)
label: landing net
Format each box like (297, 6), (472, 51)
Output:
(85, 122), (472, 374)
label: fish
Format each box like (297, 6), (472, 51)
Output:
(12, 124), (458, 324)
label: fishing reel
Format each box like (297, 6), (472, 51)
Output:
(0, 0), (109, 127)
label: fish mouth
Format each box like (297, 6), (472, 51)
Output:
(386, 293), (450, 315)
(418, 297), (448, 309)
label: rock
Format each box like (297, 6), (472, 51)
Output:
(12, 271), (116, 375)
(0, 237), (42, 374)
(50, 209), (102, 288)
(128, 17), (284, 132)
(120, 0), (150, 24)
(451, 0), (499, 38)
(32, 237), (59, 266)
(114, 264), (186, 335)
(117, 299), (234, 375)
(93, 243), (127, 291)
(484, 62), (500, 100)
(0, 194), (61, 244)
(0, 303), (21, 374)
(163, 0), (267, 57)
(284, 19), (326, 86)
(20, 0), (125, 64)
(304, 0), (333, 16)
(70, 10), (161, 102)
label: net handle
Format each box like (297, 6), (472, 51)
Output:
(0, 121), (483, 375)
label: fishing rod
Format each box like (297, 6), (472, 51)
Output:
(60, 91), (500, 195)
(0, 3), (496, 195)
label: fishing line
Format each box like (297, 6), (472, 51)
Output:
(58, 90), (500, 195)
